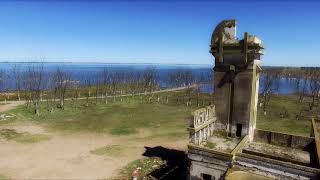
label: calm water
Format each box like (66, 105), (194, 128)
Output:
(0, 62), (303, 94)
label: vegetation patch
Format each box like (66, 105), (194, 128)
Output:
(0, 175), (9, 180)
(6, 96), (195, 140)
(115, 157), (165, 179)
(0, 129), (50, 143)
(90, 145), (124, 156)
(204, 141), (217, 149)
(110, 124), (137, 135)
(257, 95), (312, 136)
(212, 131), (228, 138)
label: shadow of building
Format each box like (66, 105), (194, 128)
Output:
(142, 146), (188, 180)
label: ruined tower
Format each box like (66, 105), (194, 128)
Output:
(188, 20), (320, 180)
(210, 20), (263, 141)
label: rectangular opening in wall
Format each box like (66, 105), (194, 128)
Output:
(236, 123), (242, 137)
(201, 173), (214, 180)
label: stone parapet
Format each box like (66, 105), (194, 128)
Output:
(189, 106), (216, 145)
(254, 128), (314, 149)
(235, 152), (320, 179)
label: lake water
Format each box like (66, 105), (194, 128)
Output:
(0, 63), (303, 94)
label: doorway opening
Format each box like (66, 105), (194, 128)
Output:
(236, 124), (242, 137)
(201, 173), (214, 180)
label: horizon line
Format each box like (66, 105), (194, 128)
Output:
(0, 61), (318, 68)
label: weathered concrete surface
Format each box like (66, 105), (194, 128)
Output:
(254, 128), (314, 149)
(205, 135), (239, 152)
(225, 170), (272, 180)
(189, 106), (216, 145)
(244, 142), (310, 165)
(188, 145), (232, 180)
(235, 152), (320, 180)
(213, 72), (230, 134)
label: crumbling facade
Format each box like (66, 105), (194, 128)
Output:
(189, 106), (216, 145)
(188, 20), (320, 180)
(210, 20), (262, 141)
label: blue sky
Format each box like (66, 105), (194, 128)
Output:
(0, 0), (319, 66)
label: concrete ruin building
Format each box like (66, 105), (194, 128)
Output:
(188, 20), (320, 180)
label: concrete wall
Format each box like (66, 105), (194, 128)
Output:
(188, 145), (232, 180)
(235, 153), (320, 180)
(231, 70), (253, 137)
(254, 129), (314, 150)
(189, 160), (227, 180)
(213, 72), (230, 133)
(214, 64), (259, 139)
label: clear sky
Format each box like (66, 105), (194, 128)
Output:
(0, 0), (319, 66)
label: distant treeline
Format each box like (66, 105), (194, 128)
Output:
(260, 66), (320, 120)
(0, 63), (213, 115)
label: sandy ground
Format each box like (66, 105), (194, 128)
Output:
(0, 102), (188, 179)
(0, 101), (25, 113)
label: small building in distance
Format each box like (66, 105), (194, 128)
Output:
(188, 20), (320, 180)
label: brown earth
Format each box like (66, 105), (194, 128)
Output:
(0, 102), (187, 179)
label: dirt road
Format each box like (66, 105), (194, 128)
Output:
(1, 84), (198, 106)
(0, 86), (191, 179)
(0, 101), (25, 113)
(0, 123), (187, 179)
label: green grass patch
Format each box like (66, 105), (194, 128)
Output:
(257, 95), (312, 136)
(0, 129), (50, 143)
(6, 96), (195, 140)
(90, 145), (123, 156)
(0, 175), (9, 180)
(115, 157), (165, 179)
(2, 92), (314, 138)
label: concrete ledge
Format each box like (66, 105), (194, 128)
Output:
(188, 144), (233, 160)
(235, 152), (320, 177)
(231, 135), (248, 155)
(312, 118), (320, 166)
(242, 149), (309, 167)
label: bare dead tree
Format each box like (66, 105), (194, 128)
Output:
(299, 73), (308, 103)
(182, 69), (195, 106)
(46, 72), (56, 113)
(118, 71), (125, 102)
(137, 71), (145, 101)
(12, 64), (22, 101)
(93, 72), (101, 105)
(309, 69), (320, 109)
(260, 69), (276, 115)
(25, 63), (44, 115)
(71, 79), (80, 109)
(168, 70), (183, 105)
(142, 67), (157, 103)
(111, 72), (119, 102)
(143, 67), (157, 94)
(0, 69), (7, 104)
(124, 68), (135, 102)
(84, 75), (92, 107)
(100, 68), (110, 104)
(21, 70), (31, 107)
(53, 68), (72, 110)
(195, 74), (204, 107)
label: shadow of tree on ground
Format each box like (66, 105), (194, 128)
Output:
(142, 146), (189, 180)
